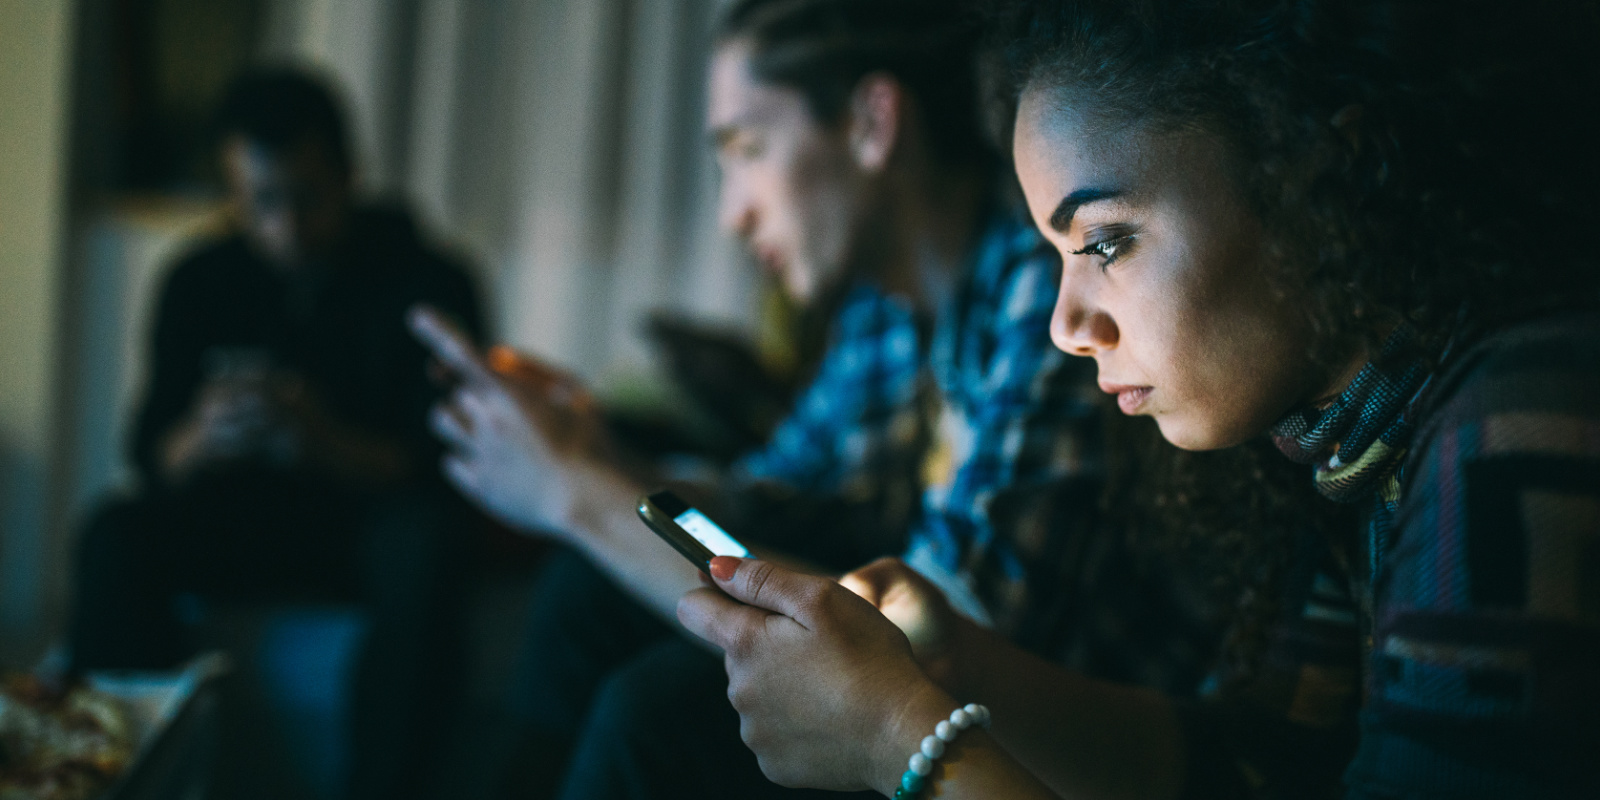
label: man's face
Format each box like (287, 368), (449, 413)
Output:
(708, 40), (866, 302)
(221, 135), (352, 271)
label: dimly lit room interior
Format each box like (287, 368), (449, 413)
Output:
(5, 1), (763, 797)
(3, 1), (1597, 799)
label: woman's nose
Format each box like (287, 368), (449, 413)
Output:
(1049, 271), (1118, 356)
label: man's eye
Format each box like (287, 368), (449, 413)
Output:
(722, 136), (764, 161)
(1068, 234), (1134, 268)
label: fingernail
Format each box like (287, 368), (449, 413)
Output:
(709, 557), (740, 582)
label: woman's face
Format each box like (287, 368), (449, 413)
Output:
(1014, 85), (1330, 451)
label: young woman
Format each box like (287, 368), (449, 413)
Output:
(677, 0), (1600, 797)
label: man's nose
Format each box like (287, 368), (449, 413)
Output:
(718, 182), (756, 239)
(1050, 269), (1118, 357)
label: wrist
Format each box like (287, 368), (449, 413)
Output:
(870, 680), (957, 796)
(562, 460), (643, 541)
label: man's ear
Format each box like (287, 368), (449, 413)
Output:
(846, 72), (904, 173)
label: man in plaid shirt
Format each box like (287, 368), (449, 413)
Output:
(729, 211), (1103, 635)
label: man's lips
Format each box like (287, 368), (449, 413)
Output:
(1099, 381), (1154, 414)
(754, 244), (784, 271)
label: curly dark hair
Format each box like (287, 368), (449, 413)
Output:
(999, 0), (1600, 369)
(996, 0), (1600, 679)
(1102, 417), (1357, 687)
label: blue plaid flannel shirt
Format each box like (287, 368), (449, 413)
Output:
(736, 211), (1102, 630)
(734, 285), (923, 499)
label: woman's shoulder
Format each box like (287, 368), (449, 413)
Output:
(1414, 312), (1600, 455)
(1366, 320), (1600, 799)
(1393, 310), (1600, 615)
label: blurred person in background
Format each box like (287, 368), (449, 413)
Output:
(68, 68), (486, 800)
(409, 1), (1226, 798)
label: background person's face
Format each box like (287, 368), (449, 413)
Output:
(1012, 86), (1324, 451)
(222, 135), (351, 271)
(708, 41), (865, 303)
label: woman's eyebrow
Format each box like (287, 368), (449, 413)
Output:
(1049, 188), (1122, 233)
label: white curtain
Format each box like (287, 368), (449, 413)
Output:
(269, 0), (754, 379)
(27, 0), (754, 661)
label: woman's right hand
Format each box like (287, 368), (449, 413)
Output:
(677, 556), (957, 795)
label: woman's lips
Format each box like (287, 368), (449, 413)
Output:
(1099, 382), (1153, 414)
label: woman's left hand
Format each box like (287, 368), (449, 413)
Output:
(677, 557), (955, 794)
(838, 557), (969, 694)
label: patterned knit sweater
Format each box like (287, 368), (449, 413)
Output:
(1181, 313), (1600, 799)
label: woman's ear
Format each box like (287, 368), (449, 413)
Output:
(846, 72), (904, 173)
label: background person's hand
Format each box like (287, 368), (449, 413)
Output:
(407, 304), (605, 536)
(160, 372), (288, 480)
(677, 557), (953, 794)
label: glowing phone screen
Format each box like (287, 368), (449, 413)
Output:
(672, 509), (750, 558)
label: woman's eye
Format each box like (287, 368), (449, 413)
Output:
(1068, 234), (1135, 269)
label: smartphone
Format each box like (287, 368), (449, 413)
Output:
(636, 490), (750, 573)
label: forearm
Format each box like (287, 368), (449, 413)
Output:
(952, 622), (1186, 800)
(562, 464), (707, 625)
(868, 681), (1064, 800)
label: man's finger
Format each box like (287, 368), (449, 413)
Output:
(429, 402), (475, 450)
(709, 557), (833, 628)
(453, 388), (504, 435)
(441, 454), (479, 496)
(408, 304), (495, 386)
(677, 586), (778, 653)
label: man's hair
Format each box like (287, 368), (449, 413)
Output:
(213, 68), (353, 177)
(717, 0), (994, 167)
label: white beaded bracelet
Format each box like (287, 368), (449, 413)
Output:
(893, 703), (991, 798)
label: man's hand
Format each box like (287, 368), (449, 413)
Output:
(160, 373), (291, 481)
(407, 304), (608, 537)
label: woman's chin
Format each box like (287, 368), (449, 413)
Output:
(1153, 414), (1247, 452)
